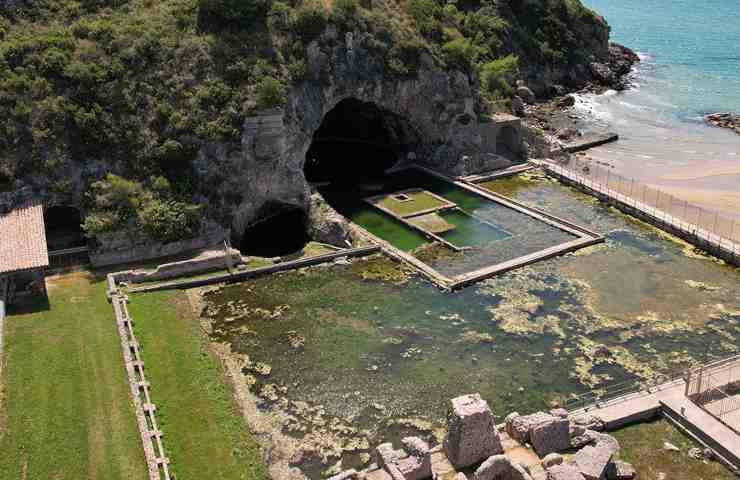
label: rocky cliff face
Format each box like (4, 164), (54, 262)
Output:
(195, 26), (496, 238)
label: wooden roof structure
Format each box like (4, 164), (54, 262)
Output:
(0, 199), (49, 275)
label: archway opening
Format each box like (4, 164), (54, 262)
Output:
(238, 207), (311, 258)
(496, 125), (523, 161)
(304, 98), (413, 186)
(44, 206), (85, 251)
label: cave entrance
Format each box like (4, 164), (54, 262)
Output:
(239, 207), (311, 258)
(304, 98), (412, 185)
(44, 206), (85, 251)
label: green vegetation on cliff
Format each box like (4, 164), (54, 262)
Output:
(0, 0), (608, 241)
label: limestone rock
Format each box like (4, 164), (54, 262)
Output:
(473, 455), (532, 480)
(307, 191), (353, 248)
(512, 96), (526, 116)
(506, 411), (553, 444)
(705, 113), (740, 135)
(542, 453), (564, 468)
(531, 418), (571, 456)
(456, 474), (469, 480)
(444, 394), (504, 468)
(557, 95), (576, 108)
(570, 429), (600, 449)
(546, 464), (586, 480)
(397, 437), (432, 480)
(374, 442), (405, 469)
(328, 470), (358, 480)
(569, 413), (605, 432)
(573, 434), (619, 480)
(606, 461), (636, 480)
(516, 86), (536, 104)
(550, 408), (569, 419)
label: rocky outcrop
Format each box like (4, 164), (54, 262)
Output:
(505, 411), (554, 444)
(705, 113), (740, 135)
(444, 394), (504, 468)
(307, 191), (353, 248)
(546, 464), (586, 480)
(588, 43), (640, 91)
(218, 26), (507, 238)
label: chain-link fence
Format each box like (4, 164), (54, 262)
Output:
(541, 159), (740, 263)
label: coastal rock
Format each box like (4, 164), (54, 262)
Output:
(557, 95), (576, 108)
(444, 394), (504, 468)
(704, 113), (740, 135)
(473, 455), (532, 480)
(516, 85), (537, 104)
(606, 461), (636, 480)
(531, 417), (571, 456)
(550, 408), (569, 419)
(589, 62), (614, 86)
(546, 464), (586, 480)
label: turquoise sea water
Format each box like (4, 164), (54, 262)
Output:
(584, 0), (740, 120)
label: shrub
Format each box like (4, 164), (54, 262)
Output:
(480, 54), (519, 99)
(442, 38), (481, 71)
(255, 76), (286, 109)
(332, 0), (358, 23)
(293, 0), (328, 40)
(138, 199), (202, 243)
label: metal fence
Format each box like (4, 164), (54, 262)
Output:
(48, 246), (90, 270)
(686, 358), (740, 435)
(567, 158), (740, 243)
(542, 159), (740, 263)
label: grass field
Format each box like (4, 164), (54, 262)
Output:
(127, 289), (269, 480)
(0, 272), (148, 479)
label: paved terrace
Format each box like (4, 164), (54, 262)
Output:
(569, 355), (740, 471)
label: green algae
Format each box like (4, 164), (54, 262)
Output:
(199, 174), (740, 477)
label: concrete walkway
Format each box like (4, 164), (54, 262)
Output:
(570, 356), (740, 471)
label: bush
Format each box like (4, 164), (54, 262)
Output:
(139, 199), (202, 243)
(332, 0), (358, 23)
(442, 38), (481, 71)
(293, 0), (328, 40)
(255, 76), (286, 109)
(480, 54), (519, 99)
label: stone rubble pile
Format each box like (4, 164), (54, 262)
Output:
(328, 393), (636, 480)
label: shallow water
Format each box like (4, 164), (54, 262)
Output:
(203, 173), (740, 477)
(575, 0), (740, 217)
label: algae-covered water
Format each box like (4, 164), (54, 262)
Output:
(201, 172), (740, 477)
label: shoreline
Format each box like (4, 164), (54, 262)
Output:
(528, 52), (740, 219)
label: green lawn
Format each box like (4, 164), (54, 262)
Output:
(127, 289), (269, 480)
(0, 272), (148, 479)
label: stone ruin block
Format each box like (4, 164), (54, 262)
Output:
(530, 417), (571, 456)
(546, 464), (586, 480)
(472, 455), (533, 480)
(506, 411), (554, 444)
(328, 470), (358, 480)
(444, 394), (504, 469)
(572, 435), (619, 480)
(605, 460), (636, 480)
(396, 437), (432, 480)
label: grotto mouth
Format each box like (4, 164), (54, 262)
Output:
(304, 98), (414, 187)
(238, 207), (311, 258)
